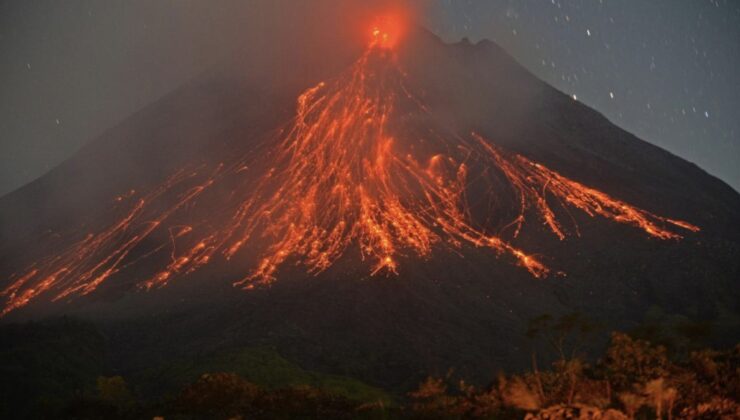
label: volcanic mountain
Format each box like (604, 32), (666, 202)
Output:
(0, 25), (738, 389)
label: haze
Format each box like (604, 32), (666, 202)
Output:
(1, 0), (738, 195)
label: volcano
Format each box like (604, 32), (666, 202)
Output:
(0, 24), (738, 388)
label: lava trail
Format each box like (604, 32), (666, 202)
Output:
(0, 26), (699, 316)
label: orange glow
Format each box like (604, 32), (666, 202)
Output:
(472, 134), (699, 241)
(0, 33), (700, 316)
(369, 14), (405, 49)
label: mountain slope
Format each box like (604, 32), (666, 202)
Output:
(0, 26), (737, 389)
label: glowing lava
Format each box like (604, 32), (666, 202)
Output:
(370, 15), (404, 49)
(0, 30), (699, 316)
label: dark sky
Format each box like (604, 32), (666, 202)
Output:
(1, 0), (738, 196)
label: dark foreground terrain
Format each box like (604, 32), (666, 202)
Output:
(1, 316), (737, 419)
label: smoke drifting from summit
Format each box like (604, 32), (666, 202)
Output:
(0, 0), (424, 197)
(2, 1), (738, 199)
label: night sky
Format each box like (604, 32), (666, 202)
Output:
(1, 0), (738, 196)
(424, 0), (740, 192)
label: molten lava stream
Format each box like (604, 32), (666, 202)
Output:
(0, 32), (699, 317)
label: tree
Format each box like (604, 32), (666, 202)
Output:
(643, 378), (678, 420)
(498, 375), (541, 411)
(176, 372), (260, 417)
(617, 391), (645, 418)
(601, 332), (671, 390)
(408, 376), (459, 417)
(96, 376), (133, 410)
(526, 313), (598, 363)
(526, 313), (598, 405)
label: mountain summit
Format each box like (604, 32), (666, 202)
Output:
(0, 24), (737, 387)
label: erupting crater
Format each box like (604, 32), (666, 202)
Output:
(370, 15), (404, 49)
(0, 23), (700, 317)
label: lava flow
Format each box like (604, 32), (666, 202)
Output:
(0, 24), (700, 316)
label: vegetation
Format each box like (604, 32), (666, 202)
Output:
(0, 319), (390, 419)
(0, 318), (105, 418)
(0, 315), (737, 419)
(403, 315), (740, 419)
(132, 346), (393, 404)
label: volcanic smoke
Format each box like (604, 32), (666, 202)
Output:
(0, 23), (699, 316)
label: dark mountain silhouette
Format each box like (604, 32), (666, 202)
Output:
(0, 27), (738, 390)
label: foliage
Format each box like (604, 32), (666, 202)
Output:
(134, 346), (392, 405)
(526, 312), (598, 363)
(1, 316), (737, 419)
(600, 332), (671, 389)
(401, 323), (739, 419)
(170, 372), (387, 419)
(174, 372), (260, 417)
(96, 376), (134, 408)
(407, 376), (458, 415)
(0, 318), (106, 418)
